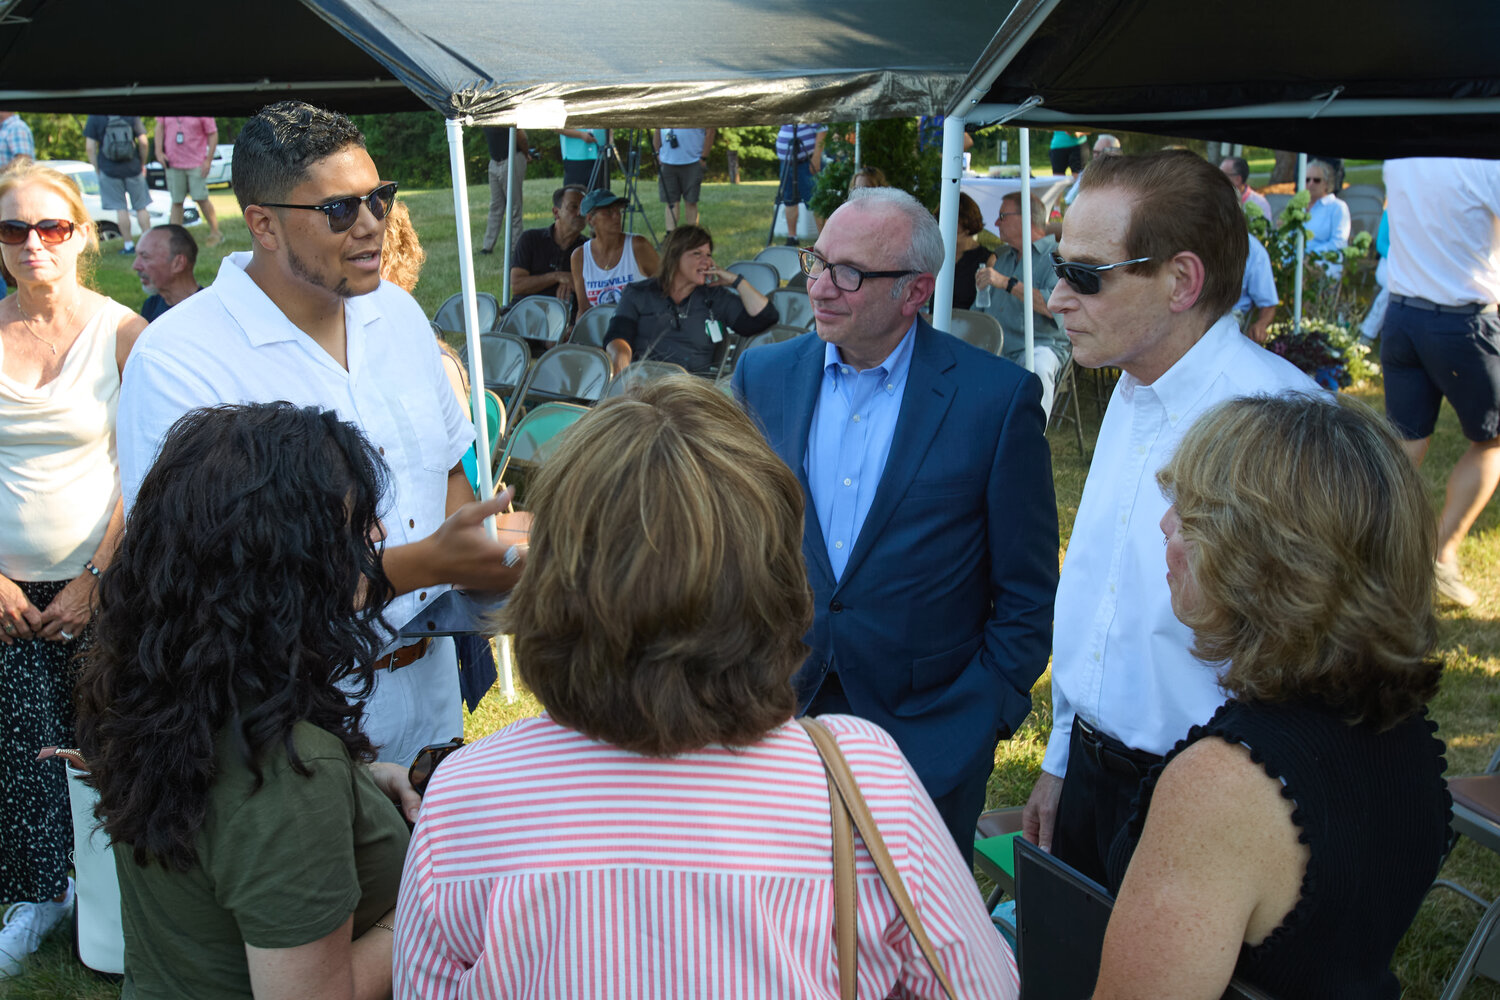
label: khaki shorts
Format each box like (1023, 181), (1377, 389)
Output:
(165, 166), (209, 203)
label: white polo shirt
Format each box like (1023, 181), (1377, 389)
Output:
(118, 252), (473, 763)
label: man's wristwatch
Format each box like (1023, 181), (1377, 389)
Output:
(1006, 275), (1019, 293)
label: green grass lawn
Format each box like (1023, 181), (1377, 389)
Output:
(10, 178), (1498, 1000)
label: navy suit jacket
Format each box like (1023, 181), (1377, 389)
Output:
(733, 321), (1058, 799)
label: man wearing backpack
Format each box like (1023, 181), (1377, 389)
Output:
(83, 114), (151, 253)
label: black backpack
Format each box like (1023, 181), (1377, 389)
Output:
(101, 117), (136, 163)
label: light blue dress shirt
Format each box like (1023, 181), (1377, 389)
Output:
(805, 322), (917, 581)
(1235, 234), (1278, 312)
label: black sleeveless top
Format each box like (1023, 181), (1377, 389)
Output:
(1106, 699), (1450, 1000)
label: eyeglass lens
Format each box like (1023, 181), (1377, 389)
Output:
(0, 219), (76, 246)
(1053, 260), (1104, 295)
(798, 248), (859, 291)
(325, 182), (399, 233)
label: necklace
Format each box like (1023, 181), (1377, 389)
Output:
(14, 297), (77, 356)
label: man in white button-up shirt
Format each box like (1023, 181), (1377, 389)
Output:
(118, 102), (524, 768)
(1023, 151), (1315, 884)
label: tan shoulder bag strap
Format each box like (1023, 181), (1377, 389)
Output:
(799, 716), (958, 999)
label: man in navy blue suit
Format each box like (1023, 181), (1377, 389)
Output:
(733, 188), (1058, 859)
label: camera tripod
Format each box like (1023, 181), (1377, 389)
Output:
(588, 129), (658, 246)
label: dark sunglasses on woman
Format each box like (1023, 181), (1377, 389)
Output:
(0, 219), (78, 245)
(259, 181), (399, 234)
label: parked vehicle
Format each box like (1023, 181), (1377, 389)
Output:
(40, 160), (201, 241)
(145, 143), (234, 191)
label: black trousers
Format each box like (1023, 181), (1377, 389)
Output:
(1053, 718), (1164, 887)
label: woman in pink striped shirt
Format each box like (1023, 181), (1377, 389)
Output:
(395, 376), (1017, 999)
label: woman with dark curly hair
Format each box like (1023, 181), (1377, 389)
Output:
(1093, 393), (1450, 1000)
(76, 402), (420, 1000)
(395, 376), (1016, 998)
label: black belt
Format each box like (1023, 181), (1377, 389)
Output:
(1075, 718), (1163, 782)
(1391, 294), (1497, 315)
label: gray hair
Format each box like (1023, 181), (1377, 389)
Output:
(846, 186), (944, 298)
(1095, 134), (1121, 151)
(1001, 191), (1048, 229)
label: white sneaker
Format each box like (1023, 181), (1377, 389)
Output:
(0, 878), (75, 979)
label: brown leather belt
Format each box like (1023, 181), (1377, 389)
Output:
(375, 637), (431, 673)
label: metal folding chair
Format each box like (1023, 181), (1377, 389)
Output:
(499, 294), (570, 346)
(754, 244), (804, 284)
(512, 343), (612, 417)
(433, 290), (500, 334)
(945, 308), (1005, 355)
(726, 260), (780, 296)
(603, 360), (688, 398)
(769, 287), (815, 330)
(570, 303), (617, 348)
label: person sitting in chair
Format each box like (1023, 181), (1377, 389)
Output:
(604, 225), (777, 376)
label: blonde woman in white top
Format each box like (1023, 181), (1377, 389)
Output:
(0, 162), (144, 977)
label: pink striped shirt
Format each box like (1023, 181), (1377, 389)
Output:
(395, 713), (1018, 999)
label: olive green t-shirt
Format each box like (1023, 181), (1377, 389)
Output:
(116, 722), (410, 999)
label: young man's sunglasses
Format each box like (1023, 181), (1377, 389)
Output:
(260, 181), (399, 234)
(1050, 251), (1152, 295)
(408, 737), (464, 796)
(0, 219), (78, 246)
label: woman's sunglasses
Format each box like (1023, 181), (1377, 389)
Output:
(408, 737), (464, 796)
(260, 181), (399, 234)
(1050, 251), (1152, 295)
(0, 219), (78, 246)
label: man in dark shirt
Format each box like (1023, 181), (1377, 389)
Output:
(132, 225), (202, 321)
(508, 185), (586, 304)
(479, 125), (528, 257)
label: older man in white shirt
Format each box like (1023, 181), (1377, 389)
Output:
(1023, 150), (1315, 885)
(119, 101), (522, 768)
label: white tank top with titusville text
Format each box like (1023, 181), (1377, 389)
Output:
(581, 236), (642, 306)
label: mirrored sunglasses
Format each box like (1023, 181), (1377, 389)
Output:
(260, 181), (399, 234)
(1050, 251), (1152, 295)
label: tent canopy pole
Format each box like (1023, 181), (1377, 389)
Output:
(445, 115), (498, 537)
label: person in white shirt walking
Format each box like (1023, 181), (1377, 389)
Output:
(1022, 150), (1315, 884)
(1380, 157), (1500, 607)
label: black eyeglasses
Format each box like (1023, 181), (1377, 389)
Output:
(1050, 251), (1151, 295)
(797, 247), (915, 292)
(0, 219), (78, 246)
(260, 181), (399, 233)
(408, 737), (464, 797)
(995, 211), (1022, 221)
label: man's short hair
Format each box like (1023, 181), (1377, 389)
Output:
(846, 187), (944, 300)
(150, 224), (197, 269)
(1001, 191), (1048, 229)
(553, 184), (585, 209)
(1221, 156), (1251, 185)
(232, 101), (365, 211)
(1078, 150), (1247, 319)
(1094, 134), (1121, 154)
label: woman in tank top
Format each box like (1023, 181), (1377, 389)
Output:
(1093, 394), (1450, 1000)
(0, 163), (146, 977)
(569, 188), (659, 317)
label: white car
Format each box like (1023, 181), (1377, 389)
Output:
(146, 143), (234, 191)
(40, 159), (201, 241)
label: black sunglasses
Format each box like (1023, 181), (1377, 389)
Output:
(0, 218), (78, 246)
(1050, 251), (1152, 295)
(260, 181), (399, 233)
(797, 247), (915, 292)
(408, 737), (464, 797)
